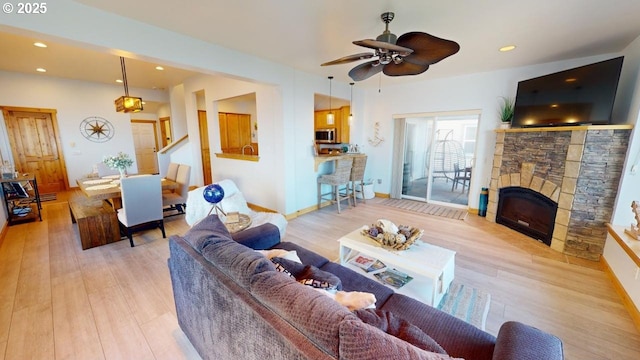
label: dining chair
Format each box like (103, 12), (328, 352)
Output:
(96, 162), (119, 177)
(317, 158), (353, 214)
(162, 164), (191, 214)
(165, 162), (180, 181)
(117, 174), (165, 247)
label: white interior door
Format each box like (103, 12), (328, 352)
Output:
(131, 121), (158, 174)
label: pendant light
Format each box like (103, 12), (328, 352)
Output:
(114, 56), (143, 113)
(348, 82), (354, 126)
(326, 76), (335, 125)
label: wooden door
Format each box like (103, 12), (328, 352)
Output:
(131, 120), (158, 174)
(3, 107), (68, 194)
(159, 116), (172, 147)
(198, 110), (212, 185)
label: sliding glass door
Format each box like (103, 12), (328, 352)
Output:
(395, 112), (479, 207)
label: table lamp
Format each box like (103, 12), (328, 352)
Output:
(203, 183), (226, 216)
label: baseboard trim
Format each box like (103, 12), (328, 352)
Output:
(0, 222), (7, 247)
(602, 256), (640, 333)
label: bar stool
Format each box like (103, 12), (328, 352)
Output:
(349, 155), (368, 206)
(317, 158), (353, 214)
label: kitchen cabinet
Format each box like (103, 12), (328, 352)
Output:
(315, 106), (350, 143)
(219, 112), (256, 155)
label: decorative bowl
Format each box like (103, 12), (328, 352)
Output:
(361, 224), (423, 251)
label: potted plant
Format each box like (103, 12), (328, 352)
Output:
(103, 152), (134, 178)
(498, 97), (515, 129)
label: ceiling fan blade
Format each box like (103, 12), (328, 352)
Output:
(396, 32), (460, 66)
(348, 60), (384, 81)
(353, 39), (413, 56)
(383, 61), (430, 77)
(321, 52), (375, 66)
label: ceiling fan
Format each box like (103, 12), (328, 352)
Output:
(321, 12), (460, 82)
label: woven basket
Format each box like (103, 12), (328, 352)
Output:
(361, 226), (424, 251)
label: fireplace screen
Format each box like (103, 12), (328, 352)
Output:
(496, 187), (558, 246)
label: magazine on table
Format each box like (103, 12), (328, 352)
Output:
(348, 254), (387, 273)
(374, 268), (413, 289)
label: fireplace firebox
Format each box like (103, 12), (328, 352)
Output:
(496, 187), (558, 246)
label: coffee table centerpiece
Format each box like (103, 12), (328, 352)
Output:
(362, 219), (423, 251)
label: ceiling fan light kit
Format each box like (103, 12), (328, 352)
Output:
(115, 56), (143, 113)
(321, 12), (460, 82)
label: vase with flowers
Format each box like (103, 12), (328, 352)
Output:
(103, 152), (134, 178)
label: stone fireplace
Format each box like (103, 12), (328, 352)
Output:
(487, 126), (631, 261)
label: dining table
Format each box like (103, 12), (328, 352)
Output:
(76, 175), (179, 209)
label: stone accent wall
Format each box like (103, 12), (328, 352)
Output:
(488, 127), (631, 261)
(565, 130), (631, 259)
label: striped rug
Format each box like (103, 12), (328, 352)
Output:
(379, 198), (468, 220)
(438, 282), (491, 330)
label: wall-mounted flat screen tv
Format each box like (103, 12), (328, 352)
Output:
(511, 56), (623, 128)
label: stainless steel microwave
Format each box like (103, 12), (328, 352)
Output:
(315, 128), (336, 143)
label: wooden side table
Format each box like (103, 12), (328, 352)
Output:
(225, 213), (252, 233)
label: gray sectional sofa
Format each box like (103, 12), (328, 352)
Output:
(168, 215), (564, 360)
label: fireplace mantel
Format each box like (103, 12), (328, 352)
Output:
(489, 124), (633, 261)
(495, 124), (632, 133)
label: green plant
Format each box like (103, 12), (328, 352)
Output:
(498, 97), (515, 123)
(103, 152), (134, 170)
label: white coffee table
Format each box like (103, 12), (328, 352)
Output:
(338, 228), (456, 306)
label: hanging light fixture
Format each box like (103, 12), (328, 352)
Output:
(114, 56), (143, 113)
(348, 82), (354, 126)
(326, 76), (334, 125)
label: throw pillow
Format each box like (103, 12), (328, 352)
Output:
(256, 249), (302, 263)
(354, 309), (447, 355)
(270, 257), (342, 290)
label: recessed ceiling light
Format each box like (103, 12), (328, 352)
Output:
(155, 66), (164, 71)
(36, 68), (46, 72)
(33, 42), (47, 48)
(116, 79), (123, 83)
(565, 78), (577, 82)
(499, 45), (516, 52)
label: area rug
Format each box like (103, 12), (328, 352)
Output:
(379, 198), (467, 220)
(39, 193), (57, 202)
(437, 282), (491, 330)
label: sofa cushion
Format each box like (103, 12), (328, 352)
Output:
(320, 261), (394, 308)
(271, 242), (330, 268)
(271, 257), (342, 290)
(232, 223), (281, 249)
(250, 270), (357, 357)
(493, 321), (564, 360)
(354, 309), (447, 355)
(338, 319), (459, 360)
(182, 214), (234, 253)
(199, 219), (276, 289)
(381, 293), (496, 360)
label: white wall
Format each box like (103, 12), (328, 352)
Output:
(1, 0), (638, 220)
(611, 36), (640, 227)
(0, 70), (168, 182)
(357, 53), (636, 209)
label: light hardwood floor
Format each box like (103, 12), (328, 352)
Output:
(0, 191), (639, 359)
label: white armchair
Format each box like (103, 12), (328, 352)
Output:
(185, 179), (287, 238)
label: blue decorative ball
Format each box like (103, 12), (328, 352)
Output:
(203, 184), (225, 204)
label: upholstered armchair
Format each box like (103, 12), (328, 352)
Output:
(185, 179), (287, 239)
